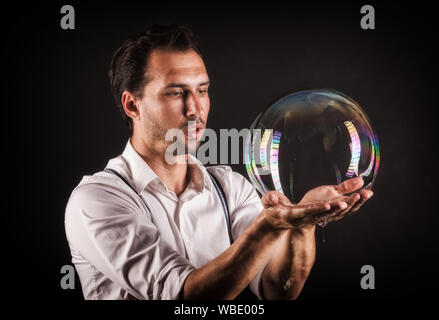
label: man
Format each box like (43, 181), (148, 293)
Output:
(65, 24), (373, 300)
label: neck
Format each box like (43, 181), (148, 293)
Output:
(130, 135), (190, 197)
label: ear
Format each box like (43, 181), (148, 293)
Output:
(121, 90), (141, 122)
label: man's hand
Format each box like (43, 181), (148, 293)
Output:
(259, 177), (374, 299)
(299, 177), (373, 225)
(183, 178), (373, 300)
(261, 177), (373, 230)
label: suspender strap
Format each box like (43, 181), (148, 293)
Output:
(208, 171), (255, 300)
(105, 168), (137, 193)
(104, 168), (233, 244)
(207, 171), (234, 245)
(105, 167), (252, 299)
(104, 168), (151, 213)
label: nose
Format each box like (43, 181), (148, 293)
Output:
(184, 91), (204, 120)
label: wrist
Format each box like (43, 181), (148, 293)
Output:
(291, 224), (316, 237)
(250, 209), (287, 242)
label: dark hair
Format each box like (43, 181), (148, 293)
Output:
(109, 24), (202, 129)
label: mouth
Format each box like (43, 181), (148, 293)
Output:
(182, 123), (204, 140)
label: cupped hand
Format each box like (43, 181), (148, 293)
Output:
(261, 177), (373, 230)
(300, 177), (373, 224)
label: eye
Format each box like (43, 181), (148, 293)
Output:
(198, 88), (208, 95)
(166, 91), (184, 97)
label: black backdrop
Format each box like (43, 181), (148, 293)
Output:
(3, 1), (438, 300)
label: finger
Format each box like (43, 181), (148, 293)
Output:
(309, 195), (357, 225)
(349, 190), (373, 214)
(276, 192), (294, 206)
(346, 190), (372, 216)
(261, 191), (282, 207)
(334, 177), (364, 194)
(262, 191), (293, 207)
(282, 202), (331, 223)
(328, 214), (347, 223)
(308, 193), (363, 225)
(295, 213), (329, 227)
(329, 191), (368, 221)
(293, 200), (348, 226)
(337, 193), (361, 216)
(326, 194), (362, 222)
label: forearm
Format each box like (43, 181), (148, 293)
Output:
(261, 225), (316, 299)
(182, 213), (286, 300)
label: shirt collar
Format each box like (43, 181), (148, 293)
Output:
(187, 153), (213, 193)
(120, 140), (212, 194)
(120, 140), (160, 194)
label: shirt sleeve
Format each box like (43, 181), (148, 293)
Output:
(65, 177), (195, 300)
(227, 170), (267, 300)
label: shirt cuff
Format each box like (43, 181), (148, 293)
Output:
(249, 263), (268, 300)
(158, 264), (196, 300)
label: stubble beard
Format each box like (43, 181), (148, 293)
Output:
(145, 115), (199, 161)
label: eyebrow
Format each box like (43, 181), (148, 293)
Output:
(165, 81), (210, 89)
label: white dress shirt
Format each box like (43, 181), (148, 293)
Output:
(65, 140), (265, 300)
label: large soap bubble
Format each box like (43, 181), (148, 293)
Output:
(244, 89), (380, 204)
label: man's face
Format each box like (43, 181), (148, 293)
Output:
(135, 48), (210, 156)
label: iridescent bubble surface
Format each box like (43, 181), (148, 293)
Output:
(244, 89), (380, 203)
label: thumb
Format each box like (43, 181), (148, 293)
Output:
(334, 177), (364, 194)
(261, 191), (292, 207)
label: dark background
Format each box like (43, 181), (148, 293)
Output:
(3, 1), (437, 300)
